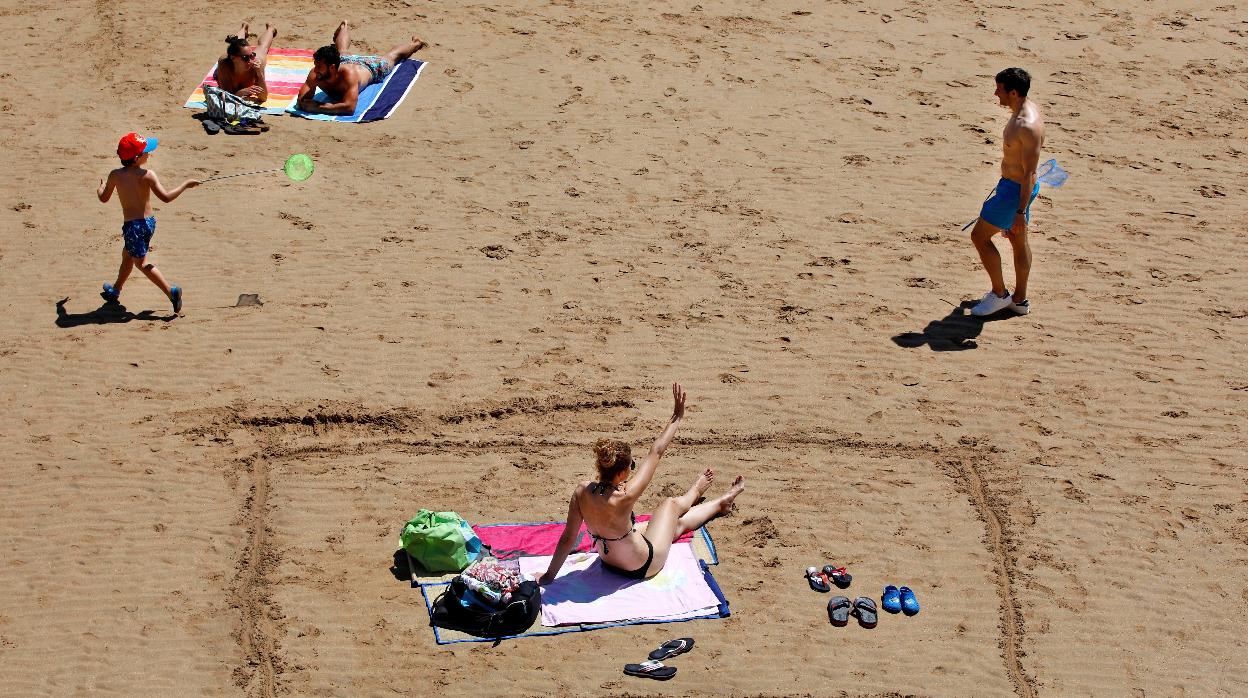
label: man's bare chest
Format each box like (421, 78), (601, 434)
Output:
(1002, 119), (1022, 143)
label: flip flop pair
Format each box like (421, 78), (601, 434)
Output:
(625, 638), (694, 680)
(882, 585), (920, 615)
(203, 118), (268, 136)
(828, 596), (877, 628)
(805, 565), (852, 592)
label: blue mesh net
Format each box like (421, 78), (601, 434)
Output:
(1037, 159), (1068, 188)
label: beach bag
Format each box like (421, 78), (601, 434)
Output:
(203, 84), (265, 124)
(430, 578), (542, 638)
(400, 510), (482, 573)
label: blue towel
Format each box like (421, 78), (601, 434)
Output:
(288, 59), (426, 123)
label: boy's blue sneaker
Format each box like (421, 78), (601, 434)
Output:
(101, 284), (120, 304)
(899, 586), (920, 616)
(881, 585), (902, 614)
(170, 286), (183, 314)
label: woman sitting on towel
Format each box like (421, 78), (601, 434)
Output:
(216, 22), (278, 103)
(538, 383), (746, 584)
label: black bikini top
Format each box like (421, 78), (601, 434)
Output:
(585, 482), (636, 554)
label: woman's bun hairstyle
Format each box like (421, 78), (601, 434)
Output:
(593, 437), (631, 482)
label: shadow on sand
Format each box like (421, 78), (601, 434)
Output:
(892, 301), (1015, 351)
(55, 298), (174, 327)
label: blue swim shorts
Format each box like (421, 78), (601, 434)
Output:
(122, 216), (157, 258)
(979, 178), (1039, 231)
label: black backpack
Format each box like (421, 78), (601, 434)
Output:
(430, 578), (541, 639)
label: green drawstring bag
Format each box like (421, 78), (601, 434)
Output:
(400, 510), (482, 573)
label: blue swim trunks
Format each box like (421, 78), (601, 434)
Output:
(979, 178), (1040, 231)
(341, 55), (393, 86)
(122, 216), (156, 258)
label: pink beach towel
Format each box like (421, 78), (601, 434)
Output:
(474, 518), (695, 559)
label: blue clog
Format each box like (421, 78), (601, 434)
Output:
(881, 584), (902, 614)
(899, 586), (920, 615)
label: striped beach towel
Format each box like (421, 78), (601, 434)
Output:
(287, 58), (425, 123)
(184, 48), (316, 115)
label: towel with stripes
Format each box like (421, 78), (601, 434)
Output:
(184, 48), (316, 115)
(287, 58), (425, 123)
(185, 49), (425, 122)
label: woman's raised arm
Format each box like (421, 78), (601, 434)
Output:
(625, 382), (686, 500)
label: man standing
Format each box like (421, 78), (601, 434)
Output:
(968, 68), (1046, 316)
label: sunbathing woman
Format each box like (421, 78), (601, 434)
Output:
(538, 383), (745, 584)
(216, 22), (278, 103)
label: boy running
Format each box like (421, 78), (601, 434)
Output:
(97, 133), (198, 314)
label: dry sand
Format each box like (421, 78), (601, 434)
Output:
(1, 1), (1246, 696)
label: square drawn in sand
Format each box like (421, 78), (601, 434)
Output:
(226, 432), (1027, 697)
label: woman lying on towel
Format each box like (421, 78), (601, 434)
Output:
(538, 383), (746, 584)
(216, 22), (278, 103)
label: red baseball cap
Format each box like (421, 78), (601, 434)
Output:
(117, 132), (159, 161)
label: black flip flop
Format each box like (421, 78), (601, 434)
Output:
(221, 121), (262, 136)
(202, 118), (221, 135)
(624, 660), (676, 680)
(827, 596), (851, 627)
(823, 565), (852, 589)
(648, 637), (694, 660)
(852, 596), (878, 629)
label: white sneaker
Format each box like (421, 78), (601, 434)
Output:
(1009, 298), (1030, 315)
(970, 291), (1014, 316)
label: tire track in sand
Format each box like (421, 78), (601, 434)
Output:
(229, 449), (282, 698)
(947, 449), (1036, 698)
(90, 0), (124, 79)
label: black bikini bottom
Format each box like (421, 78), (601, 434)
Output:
(601, 535), (654, 580)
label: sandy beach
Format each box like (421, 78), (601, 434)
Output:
(1, 0), (1245, 695)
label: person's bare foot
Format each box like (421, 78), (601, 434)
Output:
(690, 468), (715, 498)
(717, 475), (746, 514)
(238, 22), (250, 40)
(411, 36), (427, 52)
(334, 20), (349, 42)
(265, 23), (277, 39)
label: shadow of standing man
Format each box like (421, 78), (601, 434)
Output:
(892, 302), (1014, 351)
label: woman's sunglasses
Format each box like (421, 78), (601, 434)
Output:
(239, 52), (258, 61)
